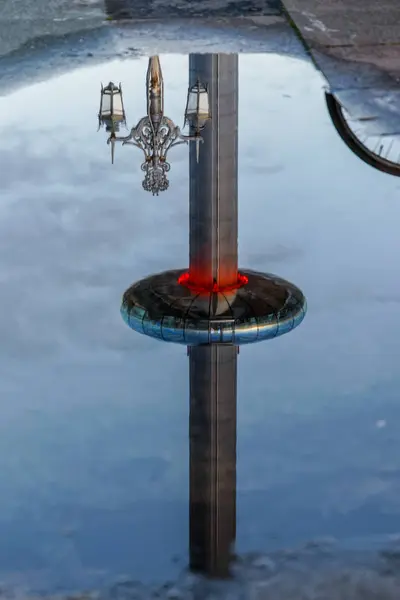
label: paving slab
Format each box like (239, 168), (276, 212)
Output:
(283, 0), (400, 110)
(283, 0), (400, 47)
(317, 45), (400, 82)
(283, 0), (400, 81)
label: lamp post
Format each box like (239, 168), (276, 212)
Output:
(98, 56), (211, 195)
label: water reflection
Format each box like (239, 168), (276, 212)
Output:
(2, 36), (400, 594)
(189, 345), (237, 577)
(95, 42), (400, 185)
(325, 91), (400, 177)
(119, 54), (306, 344)
(116, 53), (306, 578)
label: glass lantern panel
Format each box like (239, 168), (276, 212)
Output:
(100, 93), (112, 116)
(112, 93), (124, 117)
(197, 90), (210, 115)
(186, 89), (201, 114)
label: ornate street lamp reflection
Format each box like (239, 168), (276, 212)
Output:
(98, 56), (211, 195)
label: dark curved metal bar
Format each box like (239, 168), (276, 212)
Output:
(325, 91), (400, 177)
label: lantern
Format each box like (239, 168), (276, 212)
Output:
(184, 79), (211, 162)
(98, 82), (126, 133)
(184, 80), (211, 133)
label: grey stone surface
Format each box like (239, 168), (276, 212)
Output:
(283, 0), (400, 140)
(284, 0), (400, 81)
(320, 45), (400, 81)
(284, 0), (400, 47)
(0, 0), (104, 57)
(104, 0), (282, 19)
(0, 17), (306, 97)
(312, 49), (400, 92)
(0, 0), (282, 58)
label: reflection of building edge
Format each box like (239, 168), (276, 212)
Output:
(189, 345), (237, 576)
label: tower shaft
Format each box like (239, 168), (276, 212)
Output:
(189, 344), (237, 577)
(189, 54), (239, 289)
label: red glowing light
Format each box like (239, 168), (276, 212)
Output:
(178, 271), (248, 293)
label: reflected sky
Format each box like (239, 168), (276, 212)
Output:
(1, 49), (400, 593)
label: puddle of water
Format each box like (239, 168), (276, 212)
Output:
(1, 6), (400, 598)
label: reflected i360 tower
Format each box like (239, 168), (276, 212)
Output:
(188, 55), (238, 577)
(189, 344), (237, 576)
(121, 54), (307, 577)
(188, 54), (238, 291)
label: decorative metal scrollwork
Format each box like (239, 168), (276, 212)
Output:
(108, 116), (196, 195)
(102, 56), (208, 195)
